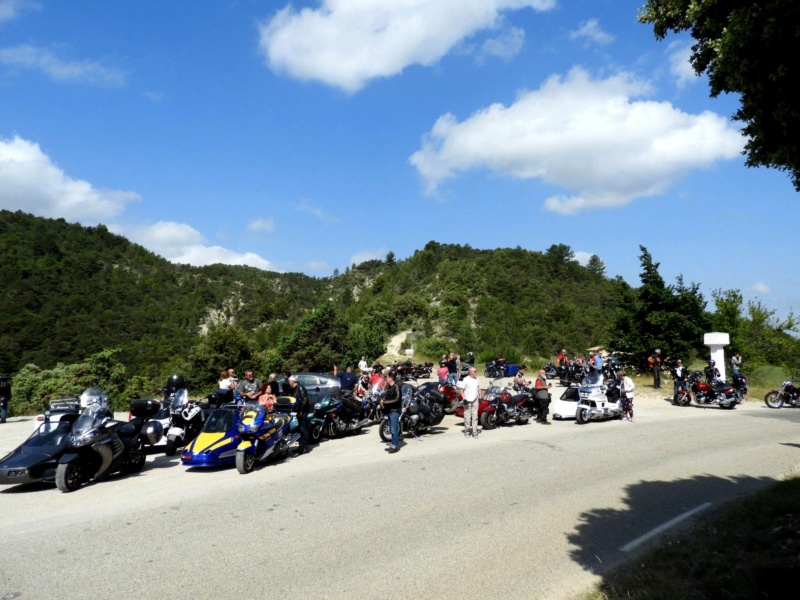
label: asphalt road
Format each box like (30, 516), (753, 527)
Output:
(2, 384), (800, 599)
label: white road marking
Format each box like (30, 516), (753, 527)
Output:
(619, 502), (712, 553)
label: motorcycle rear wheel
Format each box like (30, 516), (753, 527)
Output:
(576, 406), (590, 424)
(55, 461), (83, 493)
(764, 391), (784, 409)
(126, 445), (146, 473)
(479, 412), (497, 430)
(236, 451), (256, 474)
(378, 419), (391, 442)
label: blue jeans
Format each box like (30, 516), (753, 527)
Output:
(448, 372), (458, 386)
(0, 398), (7, 421)
(673, 381), (688, 396)
(388, 411), (400, 447)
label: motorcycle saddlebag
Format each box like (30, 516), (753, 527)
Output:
(425, 389), (445, 403)
(130, 398), (161, 418)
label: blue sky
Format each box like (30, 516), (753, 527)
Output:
(1, 0), (796, 320)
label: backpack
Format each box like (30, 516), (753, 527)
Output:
(647, 356), (654, 369)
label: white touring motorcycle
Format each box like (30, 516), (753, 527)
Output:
(574, 371), (624, 424)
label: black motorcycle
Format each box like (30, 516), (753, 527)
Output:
(55, 398), (163, 493)
(313, 391), (370, 438)
(378, 384), (446, 442)
(765, 380), (800, 409)
(484, 360), (505, 378)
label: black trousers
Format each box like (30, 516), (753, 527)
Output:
(536, 395), (550, 421)
(653, 368), (661, 388)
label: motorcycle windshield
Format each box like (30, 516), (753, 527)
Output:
(581, 372), (603, 387)
(80, 387), (106, 408)
(70, 403), (107, 446)
(172, 388), (189, 411)
(202, 409), (234, 433)
(401, 384), (414, 407)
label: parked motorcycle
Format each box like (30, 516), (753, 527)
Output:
(765, 381), (800, 409)
(378, 384), (446, 442)
(732, 373), (748, 403)
(602, 356), (622, 382)
(235, 406), (299, 474)
(312, 392), (369, 438)
(391, 361), (417, 382)
(55, 398), (163, 492)
(484, 360), (505, 378)
(410, 362), (434, 379)
(543, 362), (558, 379)
(362, 386), (385, 422)
(164, 388), (207, 456)
(557, 364), (583, 386)
(673, 371), (738, 409)
(479, 382), (534, 429)
(575, 371), (623, 424)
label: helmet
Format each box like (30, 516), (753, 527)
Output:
(708, 360), (715, 367)
(142, 420), (164, 445)
(165, 374), (186, 394)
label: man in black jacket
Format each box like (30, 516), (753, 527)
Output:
(382, 373), (402, 453)
(288, 375), (311, 455)
(673, 359), (689, 400)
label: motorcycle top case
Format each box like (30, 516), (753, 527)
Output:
(505, 364), (520, 376)
(129, 398), (161, 418)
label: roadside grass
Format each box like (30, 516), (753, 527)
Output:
(582, 474), (800, 600)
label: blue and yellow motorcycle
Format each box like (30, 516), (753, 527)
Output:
(235, 405), (298, 474)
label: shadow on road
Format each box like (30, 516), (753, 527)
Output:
(567, 474), (776, 577)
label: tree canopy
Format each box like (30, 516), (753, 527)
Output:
(639, 0), (800, 190)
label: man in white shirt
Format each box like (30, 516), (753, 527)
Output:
(458, 366), (482, 438)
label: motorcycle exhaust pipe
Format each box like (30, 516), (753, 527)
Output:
(351, 419), (369, 429)
(288, 433), (300, 445)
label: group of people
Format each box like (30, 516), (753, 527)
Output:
(663, 351), (744, 397)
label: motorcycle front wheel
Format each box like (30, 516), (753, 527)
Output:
(673, 392), (691, 407)
(55, 461), (83, 493)
(576, 406), (590, 424)
(720, 400), (736, 410)
(126, 444), (146, 473)
(479, 412), (497, 430)
(764, 391), (784, 409)
(236, 451), (256, 474)
(164, 438), (178, 456)
(309, 422), (323, 444)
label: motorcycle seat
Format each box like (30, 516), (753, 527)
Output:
(117, 420), (143, 440)
(272, 416), (288, 430)
(713, 385), (734, 393)
(511, 393), (529, 403)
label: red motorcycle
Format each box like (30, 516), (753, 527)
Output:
(455, 383), (533, 428)
(673, 371), (737, 409)
(765, 380), (800, 409)
(410, 362), (434, 379)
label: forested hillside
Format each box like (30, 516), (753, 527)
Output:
(1, 211), (620, 381)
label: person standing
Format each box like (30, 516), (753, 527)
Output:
(382, 372), (402, 453)
(0, 375), (10, 423)
(288, 375), (311, 455)
(437, 361), (449, 386)
(333, 364), (358, 392)
(458, 366), (481, 438)
(534, 369), (552, 425)
(618, 370), (635, 421)
(731, 352), (742, 376)
(651, 349), (662, 389)
(593, 352), (604, 374)
(358, 356), (369, 374)
(467, 352), (475, 367)
(672, 359), (689, 401)
(446, 353), (458, 386)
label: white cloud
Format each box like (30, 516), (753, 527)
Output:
(0, 0), (39, 24)
(0, 44), (126, 86)
(0, 135), (138, 221)
(129, 221), (274, 270)
(667, 40), (696, 88)
(259, 0), (556, 92)
(247, 217), (275, 233)
(296, 200), (339, 224)
(569, 19), (614, 45)
(573, 251), (592, 266)
(350, 247), (387, 266)
(750, 282), (771, 295)
(410, 67), (744, 214)
(480, 27), (525, 60)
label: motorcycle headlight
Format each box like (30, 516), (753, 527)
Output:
(314, 402), (321, 410)
(70, 429), (101, 447)
(237, 423), (245, 433)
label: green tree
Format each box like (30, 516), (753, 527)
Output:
(385, 251), (396, 266)
(586, 254), (607, 277)
(271, 301), (349, 372)
(639, 0), (800, 189)
(609, 247), (708, 367)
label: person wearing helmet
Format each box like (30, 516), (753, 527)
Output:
(704, 360), (721, 385)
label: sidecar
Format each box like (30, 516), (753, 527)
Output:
(181, 403), (244, 468)
(551, 385), (580, 420)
